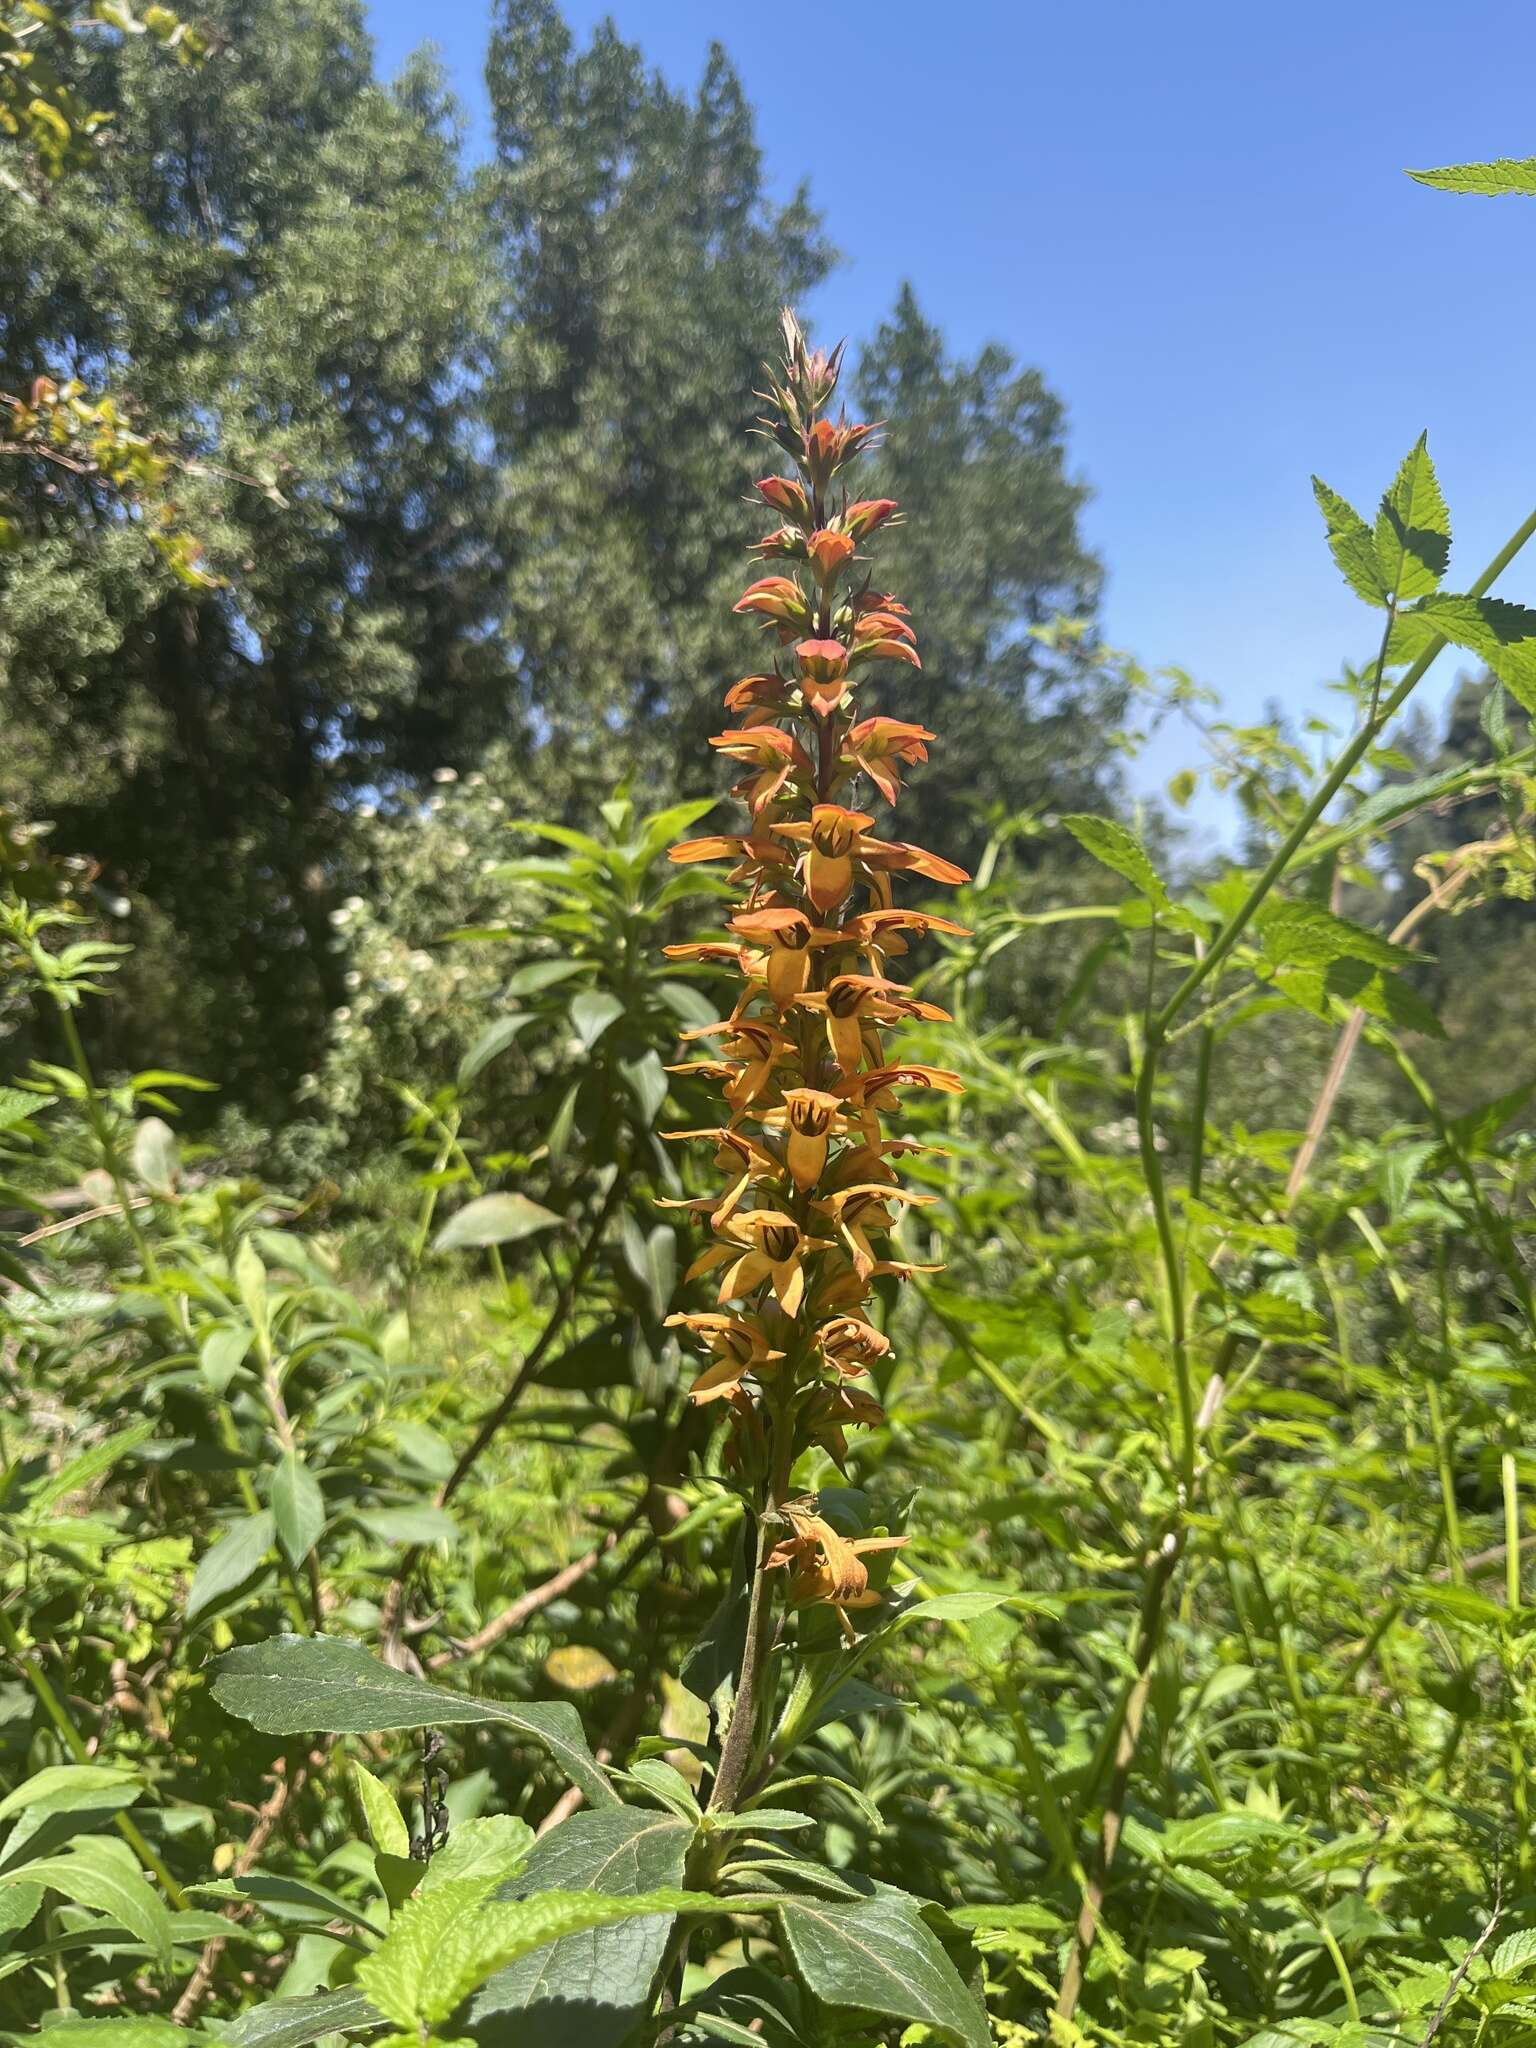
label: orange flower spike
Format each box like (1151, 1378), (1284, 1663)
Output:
(667, 306), (960, 1517)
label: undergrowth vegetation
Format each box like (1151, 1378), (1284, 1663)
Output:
(10, 12), (1536, 2047)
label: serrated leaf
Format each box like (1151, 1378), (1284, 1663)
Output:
(471, 1808), (693, 2047)
(209, 1636), (618, 1810)
(351, 1758), (409, 1859)
(1374, 436), (1450, 600)
(1492, 1927), (1536, 1977)
(271, 1452), (325, 1568)
(186, 1510), (274, 1623)
(1061, 815), (1169, 912)
(1255, 899), (1412, 972)
(1396, 593), (1536, 712)
(778, 1888), (987, 2048)
(1409, 156), (1536, 195)
(361, 1878), (722, 2029)
(1312, 477), (1389, 606)
(420, 1815), (534, 1890)
(433, 1192), (563, 1252)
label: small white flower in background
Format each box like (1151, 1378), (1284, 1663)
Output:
(328, 907), (351, 928)
(344, 971), (362, 990)
(466, 772), (486, 787)
(432, 766), (458, 783)
(333, 1006), (352, 1024)
(408, 950), (433, 973)
(358, 802), (378, 819)
(343, 895), (364, 913)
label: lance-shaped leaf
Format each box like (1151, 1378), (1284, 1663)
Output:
(1311, 477), (1389, 606)
(220, 1984), (384, 2048)
(1374, 436), (1449, 601)
(0, 1842), (173, 1970)
(209, 1635), (618, 1810)
(271, 1452), (325, 1568)
(434, 1192), (564, 1252)
(185, 1510), (275, 1623)
(777, 1888), (988, 2048)
(1408, 156), (1536, 195)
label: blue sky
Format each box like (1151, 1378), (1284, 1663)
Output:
(369, 0), (1536, 837)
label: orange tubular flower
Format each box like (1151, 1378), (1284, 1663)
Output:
(665, 308), (966, 1609)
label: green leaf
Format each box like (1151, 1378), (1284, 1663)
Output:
(505, 959), (586, 997)
(192, 1873), (385, 1940)
(271, 1452), (325, 1568)
(420, 1814), (534, 1889)
(25, 1419), (156, 1515)
(199, 1323), (251, 1394)
(1374, 435), (1449, 600)
(619, 1050), (668, 1126)
(638, 798), (717, 865)
(3, 2024), (186, 2048)
(896, 1589), (1015, 1627)
(458, 1014), (533, 1089)
(1395, 593), (1536, 712)
(569, 989), (624, 1049)
(233, 1235), (268, 1343)
(1492, 1927), (1536, 1977)
(186, 1510), (274, 1623)
(1408, 156), (1536, 195)
(0, 1764), (138, 1826)
(1311, 478), (1389, 606)
(0, 1841), (173, 1970)
(210, 1636), (618, 1810)
(470, 1808), (693, 2045)
(0, 1086), (53, 1134)
(351, 1757), (409, 1859)
(219, 1984), (384, 2048)
(1061, 815), (1170, 913)
(778, 1888), (987, 2048)
(434, 1192), (563, 1253)
(360, 1879), (724, 2030)
(1256, 900), (1414, 974)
